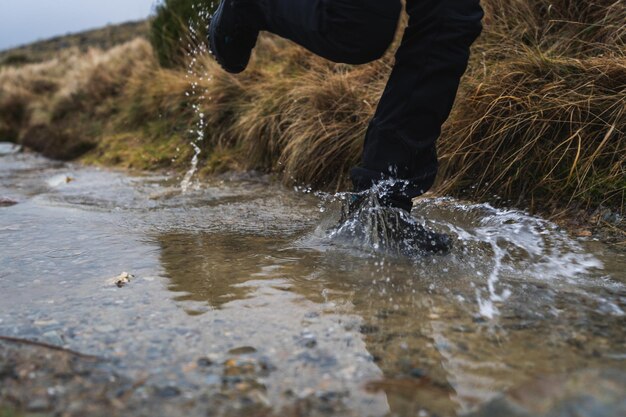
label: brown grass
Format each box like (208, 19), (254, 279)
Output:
(0, 0), (623, 220)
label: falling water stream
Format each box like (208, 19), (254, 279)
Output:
(1, 146), (625, 416)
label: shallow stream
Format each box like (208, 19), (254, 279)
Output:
(1, 146), (625, 416)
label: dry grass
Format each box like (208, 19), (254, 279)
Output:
(0, 0), (623, 221)
(439, 52), (625, 212)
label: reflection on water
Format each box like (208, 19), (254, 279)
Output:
(1, 149), (625, 416)
(157, 226), (626, 415)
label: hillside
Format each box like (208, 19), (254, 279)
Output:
(0, 20), (149, 67)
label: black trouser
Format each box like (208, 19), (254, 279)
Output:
(257, 0), (483, 207)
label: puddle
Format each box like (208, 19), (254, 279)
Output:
(1, 149), (625, 416)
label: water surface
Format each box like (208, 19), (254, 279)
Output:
(1, 149), (625, 416)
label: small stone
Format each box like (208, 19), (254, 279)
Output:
(0, 197), (17, 207)
(107, 272), (134, 288)
(359, 324), (379, 334)
(155, 386), (181, 398)
(197, 357), (214, 367)
(42, 331), (64, 346)
(228, 346), (257, 355)
(298, 332), (317, 348)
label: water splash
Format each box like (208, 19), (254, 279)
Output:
(180, 3), (214, 193)
(180, 142), (201, 193)
(476, 239), (511, 319)
(305, 179), (450, 256)
(300, 186), (609, 319)
(413, 198), (605, 318)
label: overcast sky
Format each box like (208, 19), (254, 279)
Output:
(0, 0), (157, 51)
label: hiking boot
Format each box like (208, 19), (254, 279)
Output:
(209, 0), (261, 74)
(338, 193), (453, 254)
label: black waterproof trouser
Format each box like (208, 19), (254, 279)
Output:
(257, 0), (484, 207)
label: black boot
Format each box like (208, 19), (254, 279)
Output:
(337, 192), (453, 255)
(209, 0), (262, 74)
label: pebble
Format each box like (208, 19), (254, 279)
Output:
(155, 386), (181, 398)
(359, 324), (379, 335)
(107, 272), (134, 288)
(228, 346), (257, 355)
(42, 331), (64, 346)
(197, 357), (214, 367)
(0, 197), (18, 207)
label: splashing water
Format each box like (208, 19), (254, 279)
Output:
(417, 198), (607, 318)
(180, 3), (214, 193)
(180, 142), (201, 193)
(300, 185), (609, 319)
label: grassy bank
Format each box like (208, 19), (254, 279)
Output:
(0, 1), (623, 227)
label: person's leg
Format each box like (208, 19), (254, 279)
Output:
(351, 0), (484, 211)
(259, 0), (402, 64)
(209, 0), (402, 73)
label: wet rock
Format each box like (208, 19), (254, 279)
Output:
(359, 324), (379, 335)
(295, 351), (338, 369)
(107, 272), (134, 288)
(196, 357), (214, 367)
(155, 386), (181, 399)
(41, 331), (64, 346)
(302, 338), (317, 349)
(228, 346), (257, 355)
(0, 197), (18, 207)
(223, 358), (257, 377)
(298, 331), (317, 348)
(469, 368), (626, 417)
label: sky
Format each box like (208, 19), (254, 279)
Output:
(0, 0), (157, 51)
